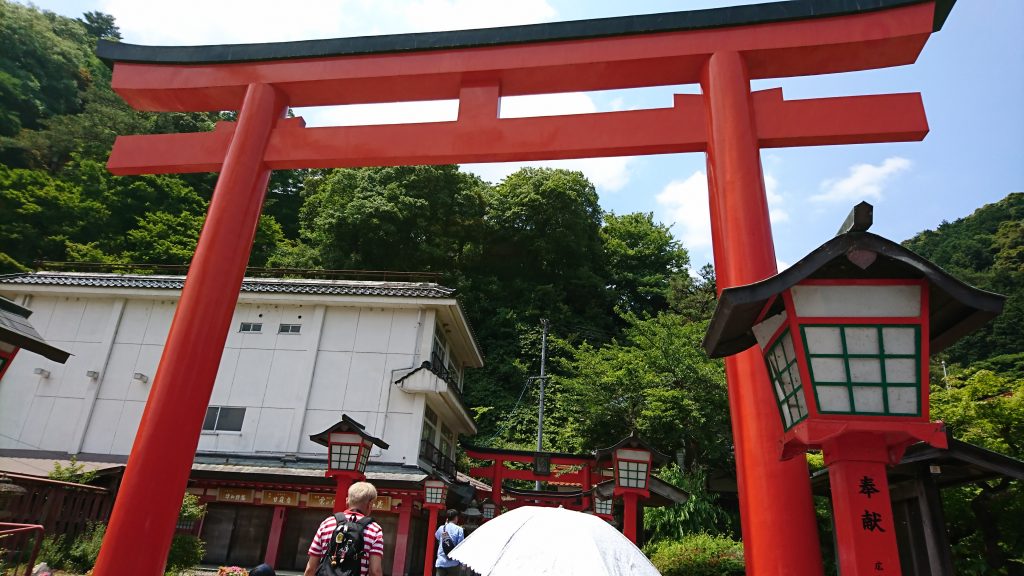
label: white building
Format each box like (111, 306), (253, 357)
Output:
(0, 271), (483, 573)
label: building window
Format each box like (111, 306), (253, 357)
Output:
(278, 323), (301, 334)
(239, 322), (263, 333)
(441, 423), (455, 459)
(430, 324), (462, 391)
(203, 406), (246, 432)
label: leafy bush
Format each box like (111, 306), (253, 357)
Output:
(166, 534), (205, 574)
(647, 533), (745, 576)
(48, 455), (98, 484)
(179, 492), (206, 522)
(68, 523), (105, 571)
(37, 534), (71, 569)
(38, 522), (105, 572)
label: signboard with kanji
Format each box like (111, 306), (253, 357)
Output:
(217, 488), (254, 504)
(262, 490), (299, 506)
(307, 493), (335, 509)
(371, 496), (392, 511)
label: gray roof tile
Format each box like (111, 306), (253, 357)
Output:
(0, 272), (455, 299)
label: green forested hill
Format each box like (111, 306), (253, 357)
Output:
(903, 192), (1024, 369)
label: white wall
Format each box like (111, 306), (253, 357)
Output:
(0, 291), (461, 467)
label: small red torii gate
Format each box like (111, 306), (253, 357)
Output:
(465, 445), (597, 511)
(90, 2), (954, 574)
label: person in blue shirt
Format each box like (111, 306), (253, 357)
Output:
(434, 509), (465, 575)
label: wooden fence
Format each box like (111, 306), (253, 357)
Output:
(1, 473), (114, 540)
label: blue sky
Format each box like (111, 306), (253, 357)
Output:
(22, 0), (1024, 271)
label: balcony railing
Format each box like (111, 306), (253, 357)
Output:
(429, 352), (462, 394)
(420, 439), (458, 479)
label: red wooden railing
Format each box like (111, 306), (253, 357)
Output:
(0, 523), (44, 576)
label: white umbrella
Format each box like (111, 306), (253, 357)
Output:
(448, 505), (662, 576)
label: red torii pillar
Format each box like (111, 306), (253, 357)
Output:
(701, 52), (822, 574)
(90, 2), (950, 573)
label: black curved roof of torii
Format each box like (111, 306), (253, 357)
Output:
(96, 0), (955, 65)
(702, 231), (1005, 359)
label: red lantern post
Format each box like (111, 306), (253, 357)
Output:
(613, 447), (652, 544)
(595, 435), (668, 545)
(704, 206), (1005, 575)
(422, 479), (448, 576)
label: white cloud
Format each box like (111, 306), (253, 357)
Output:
(465, 92), (636, 192)
(101, 0), (360, 45)
(776, 259), (791, 271)
(102, 0), (558, 45)
(296, 100), (459, 127)
(294, 91), (636, 192)
(813, 157), (911, 203)
(466, 156), (635, 192)
(764, 172), (789, 224)
(656, 170), (712, 250)
(402, 0), (557, 32)
(656, 169), (790, 254)
(498, 92), (597, 118)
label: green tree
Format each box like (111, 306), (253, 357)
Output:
(601, 211), (690, 318)
(644, 464), (736, 541)
(0, 164), (107, 266)
(77, 11), (120, 41)
(548, 313), (731, 469)
(669, 263), (718, 323)
(930, 368), (1023, 574)
(0, 1), (105, 140)
(291, 165), (486, 271)
(474, 168), (606, 330)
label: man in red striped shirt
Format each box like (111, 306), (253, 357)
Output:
(303, 481), (385, 576)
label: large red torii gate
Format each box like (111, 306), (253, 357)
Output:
(91, 1), (954, 574)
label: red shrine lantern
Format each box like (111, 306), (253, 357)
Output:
(595, 435), (669, 544)
(481, 501), (496, 521)
(612, 447), (653, 494)
(592, 496), (613, 521)
(310, 415), (389, 513)
(327, 431), (374, 474)
(423, 479), (448, 507)
(704, 203), (1005, 576)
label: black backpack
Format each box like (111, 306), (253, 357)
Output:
(317, 513), (375, 576)
(440, 524), (457, 555)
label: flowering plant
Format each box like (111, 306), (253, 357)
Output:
(218, 567), (248, 576)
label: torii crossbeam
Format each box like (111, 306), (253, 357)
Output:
(91, 1), (954, 574)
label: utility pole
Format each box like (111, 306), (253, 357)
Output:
(535, 318), (549, 491)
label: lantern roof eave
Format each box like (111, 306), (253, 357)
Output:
(0, 296), (71, 364)
(702, 231), (1005, 359)
(96, 0), (954, 65)
(592, 477), (688, 507)
(309, 414), (390, 450)
(594, 433), (672, 465)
